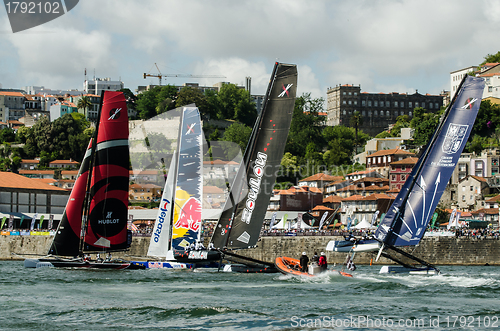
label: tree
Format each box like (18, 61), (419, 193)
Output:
(350, 110), (363, 144)
(0, 128), (16, 143)
(216, 84), (257, 126)
(220, 122), (252, 160)
(471, 100), (500, 139)
(76, 96), (92, 119)
(481, 51), (500, 65)
(175, 86), (208, 115)
(410, 107), (442, 145)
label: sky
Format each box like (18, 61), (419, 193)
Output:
(1, 0), (500, 101)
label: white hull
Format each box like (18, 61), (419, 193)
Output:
(325, 240), (380, 252)
(379, 265), (439, 275)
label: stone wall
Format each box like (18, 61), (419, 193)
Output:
(3, 235), (500, 266)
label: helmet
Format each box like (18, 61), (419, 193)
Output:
(302, 252), (307, 255)
(321, 252), (325, 256)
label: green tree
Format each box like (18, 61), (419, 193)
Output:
(220, 122), (252, 159)
(471, 100), (500, 139)
(216, 84), (257, 126)
(481, 51), (500, 65)
(286, 93), (325, 159)
(175, 86), (208, 115)
(410, 107), (442, 145)
(0, 128), (16, 143)
(349, 110), (363, 145)
(15, 126), (31, 143)
(156, 85), (178, 115)
(76, 96), (92, 119)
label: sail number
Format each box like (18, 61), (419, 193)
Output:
(5, 2), (60, 14)
(445, 315), (498, 328)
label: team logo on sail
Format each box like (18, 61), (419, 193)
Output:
(442, 123), (468, 155)
(153, 198), (170, 243)
(278, 84), (293, 97)
(186, 123), (196, 134)
(461, 97), (477, 110)
(108, 108), (122, 120)
(241, 152), (268, 225)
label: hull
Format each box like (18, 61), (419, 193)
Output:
(325, 239), (380, 252)
(223, 264), (278, 273)
(275, 256), (333, 277)
(24, 258), (145, 270)
(173, 249), (221, 263)
(131, 261), (195, 269)
(379, 265), (439, 275)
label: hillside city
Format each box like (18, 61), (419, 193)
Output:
(2, 57), (500, 234)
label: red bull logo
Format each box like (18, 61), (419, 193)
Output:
(174, 197), (201, 232)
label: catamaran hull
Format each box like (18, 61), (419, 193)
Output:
(325, 239), (380, 252)
(24, 258), (145, 270)
(173, 249), (221, 263)
(223, 264), (278, 273)
(379, 265), (439, 275)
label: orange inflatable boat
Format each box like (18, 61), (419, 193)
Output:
(275, 256), (353, 278)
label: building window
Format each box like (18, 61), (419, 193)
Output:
(435, 103), (439, 109)
(400, 102), (404, 107)
(362, 100), (366, 106)
(394, 101), (398, 107)
(386, 110), (390, 116)
(415, 102), (419, 108)
(462, 195), (465, 201)
(470, 185), (473, 191)
(374, 100), (378, 107)
(409, 111), (412, 117)
(348, 100), (352, 105)
(368, 100), (372, 107)
(392, 175), (396, 180)
(374, 110), (378, 116)
(429, 103), (433, 109)
(343, 100), (346, 104)
(422, 102), (425, 108)
(354, 100), (358, 105)
(362, 110), (366, 116)
(386, 101), (390, 107)
(409, 102), (412, 108)
(401, 175), (406, 181)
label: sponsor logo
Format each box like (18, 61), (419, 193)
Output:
(153, 198), (170, 243)
(278, 83), (293, 97)
(97, 211), (119, 225)
(108, 108), (122, 120)
(174, 197), (201, 232)
(186, 123), (196, 134)
(442, 123), (468, 155)
(237, 231), (250, 244)
(188, 251), (208, 259)
(241, 152), (268, 225)
(460, 97), (477, 110)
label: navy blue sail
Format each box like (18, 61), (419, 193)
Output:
(376, 75), (485, 247)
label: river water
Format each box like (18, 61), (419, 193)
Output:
(1, 261), (500, 330)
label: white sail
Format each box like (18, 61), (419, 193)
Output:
(147, 152), (176, 258)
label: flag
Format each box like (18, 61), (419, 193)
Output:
(370, 210), (380, 226)
(19, 215), (25, 228)
(0, 217), (6, 229)
(30, 214), (37, 231)
(39, 215), (45, 229)
(269, 212), (277, 230)
(8, 215), (14, 231)
(48, 215), (54, 230)
(319, 212), (329, 230)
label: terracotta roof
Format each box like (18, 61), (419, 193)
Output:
(361, 193), (395, 201)
(352, 177), (389, 184)
(0, 171), (66, 191)
(49, 159), (79, 165)
(471, 208), (499, 215)
(19, 170), (54, 175)
(277, 185), (322, 195)
(323, 195), (343, 203)
(337, 184), (390, 193)
(324, 179), (351, 187)
(300, 173), (343, 182)
(390, 156), (418, 165)
(204, 186), (225, 194)
(203, 159), (239, 165)
(368, 147), (415, 158)
(0, 91), (24, 97)
(470, 175), (488, 182)
(345, 169), (379, 176)
(341, 194), (364, 201)
(129, 183), (161, 189)
(486, 195), (500, 203)
(312, 205), (334, 211)
(61, 170), (79, 175)
(32, 178), (57, 185)
(21, 159), (39, 164)
(386, 188), (401, 193)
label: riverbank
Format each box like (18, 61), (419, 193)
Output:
(3, 235), (500, 265)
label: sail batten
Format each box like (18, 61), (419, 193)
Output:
(375, 75), (485, 247)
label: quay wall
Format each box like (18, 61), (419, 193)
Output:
(3, 235), (500, 265)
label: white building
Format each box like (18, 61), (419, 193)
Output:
(84, 78), (124, 95)
(450, 66), (478, 99)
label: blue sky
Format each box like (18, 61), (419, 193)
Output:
(1, 0), (499, 100)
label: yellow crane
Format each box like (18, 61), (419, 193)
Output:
(143, 63), (226, 85)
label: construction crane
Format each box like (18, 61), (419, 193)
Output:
(143, 63), (226, 85)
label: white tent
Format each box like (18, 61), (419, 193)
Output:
(272, 218), (312, 229)
(353, 217), (376, 229)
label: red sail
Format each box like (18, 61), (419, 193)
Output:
(83, 91), (130, 252)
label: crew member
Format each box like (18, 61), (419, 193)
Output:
(311, 252), (319, 264)
(318, 252), (327, 271)
(299, 252), (309, 272)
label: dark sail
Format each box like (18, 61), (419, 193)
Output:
(375, 75), (485, 247)
(83, 91), (130, 252)
(48, 141), (92, 256)
(211, 63), (297, 249)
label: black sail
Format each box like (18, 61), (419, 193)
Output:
(211, 63), (297, 249)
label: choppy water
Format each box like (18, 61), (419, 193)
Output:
(1, 261), (500, 330)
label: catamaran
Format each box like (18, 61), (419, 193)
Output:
(326, 75), (485, 275)
(132, 106), (220, 269)
(24, 91), (145, 269)
(209, 62), (298, 272)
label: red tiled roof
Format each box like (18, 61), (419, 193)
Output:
(471, 208), (499, 215)
(300, 173), (343, 182)
(129, 183), (161, 189)
(390, 156), (418, 165)
(368, 147), (415, 158)
(19, 170), (54, 175)
(61, 170), (79, 175)
(345, 169), (378, 176)
(0, 91), (24, 97)
(341, 195), (364, 201)
(323, 195), (343, 203)
(49, 159), (79, 165)
(21, 159), (39, 164)
(486, 195), (500, 203)
(0, 171), (66, 191)
(312, 205), (334, 211)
